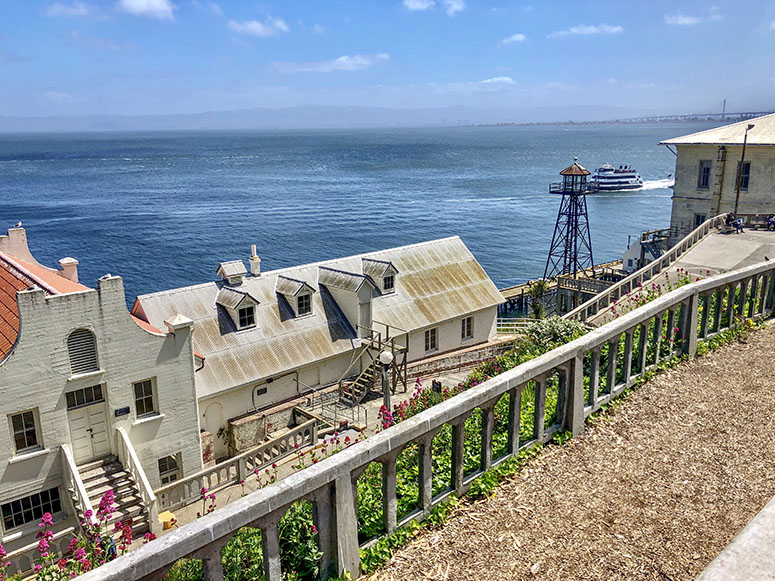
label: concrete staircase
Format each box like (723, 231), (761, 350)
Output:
(78, 456), (149, 538)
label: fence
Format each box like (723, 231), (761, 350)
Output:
(116, 427), (160, 534)
(495, 318), (533, 334)
(564, 213), (729, 323)
(78, 257), (775, 581)
(156, 419), (318, 513)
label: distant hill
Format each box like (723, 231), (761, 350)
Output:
(0, 104), (677, 133)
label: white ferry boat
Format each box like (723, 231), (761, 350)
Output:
(589, 164), (643, 191)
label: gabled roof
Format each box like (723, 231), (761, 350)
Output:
(216, 260), (247, 278)
(362, 258), (398, 279)
(559, 160), (590, 176)
(215, 286), (259, 310)
(0, 252), (92, 362)
(133, 236), (503, 399)
(319, 267), (374, 293)
(660, 113), (775, 146)
(275, 275), (316, 297)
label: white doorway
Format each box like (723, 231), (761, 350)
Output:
(66, 385), (110, 465)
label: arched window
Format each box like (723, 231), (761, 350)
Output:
(67, 329), (99, 375)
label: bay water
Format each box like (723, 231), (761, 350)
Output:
(0, 123), (718, 301)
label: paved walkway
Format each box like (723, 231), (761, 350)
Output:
(371, 324), (775, 581)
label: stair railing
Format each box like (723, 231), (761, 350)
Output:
(115, 427), (160, 534)
(60, 444), (96, 527)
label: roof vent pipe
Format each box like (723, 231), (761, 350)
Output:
(249, 244), (261, 277)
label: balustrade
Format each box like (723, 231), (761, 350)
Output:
(79, 259), (775, 581)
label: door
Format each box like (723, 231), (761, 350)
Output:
(67, 385), (110, 464)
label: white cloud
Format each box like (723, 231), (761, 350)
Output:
(442, 0), (464, 16)
(479, 76), (514, 85)
(500, 33), (526, 45)
(117, 0), (175, 20)
(208, 2), (222, 16)
(228, 17), (289, 37)
(523, 5), (534, 12)
(708, 6), (722, 22)
(771, 20), (775, 31)
(273, 53), (390, 74)
(403, 0), (434, 10)
(664, 13), (700, 26)
(47, 1), (89, 17)
(44, 91), (76, 104)
(402, 0), (463, 16)
(548, 23), (623, 38)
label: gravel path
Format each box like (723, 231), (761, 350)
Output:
(370, 324), (775, 581)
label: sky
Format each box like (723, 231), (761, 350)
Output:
(1, 0), (775, 118)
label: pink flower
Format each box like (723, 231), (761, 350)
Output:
(40, 512), (54, 526)
(74, 547), (86, 561)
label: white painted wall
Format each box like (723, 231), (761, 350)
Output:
(0, 276), (202, 550)
(670, 144), (775, 240)
(405, 306), (497, 362)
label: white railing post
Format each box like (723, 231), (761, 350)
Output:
(116, 427), (160, 534)
(566, 355), (586, 436)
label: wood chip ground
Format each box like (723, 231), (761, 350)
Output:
(370, 325), (775, 580)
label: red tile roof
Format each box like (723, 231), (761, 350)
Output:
(0, 260), (35, 361)
(0, 253), (90, 363)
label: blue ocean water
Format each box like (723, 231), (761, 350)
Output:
(0, 123), (719, 301)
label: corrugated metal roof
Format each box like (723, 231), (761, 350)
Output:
(275, 275), (316, 297)
(216, 260), (247, 278)
(660, 113), (775, 146)
(362, 258), (397, 279)
(133, 236), (503, 399)
(319, 267), (371, 292)
(215, 286), (258, 310)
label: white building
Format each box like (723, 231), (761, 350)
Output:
(132, 236), (504, 458)
(0, 228), (202, 565)
(661, 113), (775, 241)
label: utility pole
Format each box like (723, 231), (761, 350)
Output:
(733, 123), (755, 216)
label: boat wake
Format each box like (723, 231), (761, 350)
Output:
(640, 178), (674, 190)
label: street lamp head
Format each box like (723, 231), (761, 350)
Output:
(747, 123), (755, 131)
(379, 350), (394, 366)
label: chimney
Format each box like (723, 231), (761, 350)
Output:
(58, 257), (79, 283)
(249, 244), (261, 277)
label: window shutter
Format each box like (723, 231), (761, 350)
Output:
(67, 329), (99, 375)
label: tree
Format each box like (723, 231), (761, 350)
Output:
(528, 279), (549, 319)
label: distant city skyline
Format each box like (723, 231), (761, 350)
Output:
(2, 0), (774, 122)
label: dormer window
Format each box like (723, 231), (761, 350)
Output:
(297, 294), (312, 316)
(276, 275), (317, 318)
(238, 306), (255, 328)
(362, 258), (399, 295)
(215, 286), (260, 331)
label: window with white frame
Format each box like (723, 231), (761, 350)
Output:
(238, 305), (255, 329)
(461, 316), (473, 340)
(66, 385), (104, 410)
(1, 487), (62, 531)
(297, 293), (312, 316)
(383, 274), (395, 293)
(158, 454), (181, 485)
(424, 327), (438, 352)
(10, 410), (40, 453)
(67, 328), (99, 375)
(133, 379), (157, 417)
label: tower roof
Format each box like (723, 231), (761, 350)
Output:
(560, 159), (590, 176)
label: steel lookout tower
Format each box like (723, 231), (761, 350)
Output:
(544, 158), (595, 279)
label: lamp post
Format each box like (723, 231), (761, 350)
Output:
(379, 350), (394, 411)
(733, 123), (755, 217)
